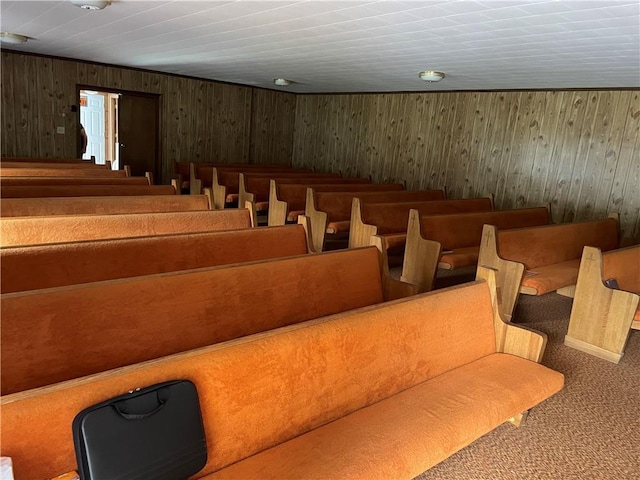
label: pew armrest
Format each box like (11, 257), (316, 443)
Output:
(348, 198), (378, 249)
(305, 188), (328, 252)
(268, 180), (288, 227)
(370, 235), (419, 301)
(401, 209), (441, 293)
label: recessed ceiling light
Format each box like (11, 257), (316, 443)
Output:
(0, 32), (28, 45)
(274, 78), (292, 87)
(418, 71), (445, 82)
(71, 0), (111, 10)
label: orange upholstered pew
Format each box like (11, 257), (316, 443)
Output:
(306, 188), (446, 251)
(399, 207), (551, 292)
(0, 223), (317, 293)
(0, 209), (251, 246)
(0, 194), (209, 217)
(564, 245), (640, 363)
(1, 156), (94, 164)
(477, 215), (620, 320)
(0, 184), (175, 198)
(0, 246), (409, 394)
(0, 268), (562, 480)
(0, 176), (150, 186)
(0, 167), (127, 178)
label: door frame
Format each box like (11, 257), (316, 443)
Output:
(76, 84), (162, 180)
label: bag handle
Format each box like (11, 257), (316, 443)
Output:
(112, 390), (168, 420)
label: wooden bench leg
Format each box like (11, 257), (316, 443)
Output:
(508, 410), (529, 427)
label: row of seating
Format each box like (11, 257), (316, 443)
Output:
(1, 158), (564, 479)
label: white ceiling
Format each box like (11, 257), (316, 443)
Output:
(1, 0), (639, 93)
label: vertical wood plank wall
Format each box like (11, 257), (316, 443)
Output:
(293, 91), (640, 241)
(0, 51), (296, 182)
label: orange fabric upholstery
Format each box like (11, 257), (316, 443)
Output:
(362, 198), (493, 235)
(601, 245), (640, 294)
(497, 218), (619, 270)
(0, 281), (563, 480)
(521, 259), (581, 295)
(244, 174), (341, 202)
(199, 166), (312, 188)
(422, 207), (550, 250)
(0, 209), (251, 246)
(1, 247), (384, 394)
(312, 189), (442, 222)
(326, 220), (351, 234)
(225, 193), (239, 203)
(287, 209), (305, 222)
(0, 167), (127, 177)
(440, 246), (481, 269)
(0, 194), (209, 217)
(255, 201), (270, 211)
(1, 225), (309, 293)
(0, 184), (175, 198)
(1, 161), (101, 169)
(278, 183), (402, 212)
(0, 177), (149, 186)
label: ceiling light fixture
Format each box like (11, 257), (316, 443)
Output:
(71, 0), (111, 10)
(0, 32), (28, 45)
(274, 78), (292, 87)
(418, 71), (445, 82)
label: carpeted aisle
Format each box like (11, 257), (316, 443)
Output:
(413, 291), (640, 480)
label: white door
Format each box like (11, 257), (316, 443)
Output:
(80, 93), (105, 164)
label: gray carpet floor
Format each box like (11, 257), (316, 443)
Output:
(410, 269), (640, 480)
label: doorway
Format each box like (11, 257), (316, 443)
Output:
(78, 86), (160, 181)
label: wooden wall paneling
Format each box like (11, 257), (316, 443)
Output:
(250, 89), (295, 165)
(516, 92), (547, 208)
(478, 92), (508, 201)
(366, 94), (385, 182)
(165, 75), (182, 170)
(492, 93), (520, 210)
(534, 91), (569, 210)
(351, 95), (369, 178)
(580, 91), (624, 220)
(523, 92), (559, 208)
(447, 92), (475, 199)
(106, 65), (123, 90)
(292, 95), (310, 169)
(562, 91), (602, 223)
(36, 56), (56, 157)
(52, 59), (75, 158)
(546, 91), (588, 222)
(2, 52), (16, 156)
(430, 92), (457, 193)
(400, 94), (425, 190)
(615, 92), (640, 241)
(12, 54), (37, 157)
(464, 92), (492, 199)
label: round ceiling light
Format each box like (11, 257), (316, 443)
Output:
(71, 0), (111, 10)
(418, 71), (445, 82)
(0, 32), (28, 45)
(274, 78), (292, 87)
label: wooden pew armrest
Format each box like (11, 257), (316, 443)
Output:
(370, 235), (419, 301)
(400, 209), (440, 293)
(477, 266), (547, 363)
(305, 188), (328, 252)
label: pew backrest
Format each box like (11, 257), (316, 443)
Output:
(0, 167), (127, 177)
(0, 209), (250, 246)
(1, 156), (94, 164)
(0, 176), (150, 186)
(1, 224), (311, 293)
(349, 196), (493, 249)
(0, 194), (209, 217)
(268, 181), (401, 226)
(0, 247), (385, 394)
(0, 184), (175, 198)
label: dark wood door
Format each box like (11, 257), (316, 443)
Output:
(118, 94), (160, 181)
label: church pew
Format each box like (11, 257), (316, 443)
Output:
(1, 246), (417, 395)
(0, 176), (150, 186)
(0, 159), (100, 167)
(0, 184), (175, 198)
(268, 181), (404, 226)
(0, 209), (251, 246)
(0, 194), (209, 217)
(305, 189), (446, 252)
(0, 167), (128, 178)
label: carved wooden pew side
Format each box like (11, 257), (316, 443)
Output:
(239, 173), (371, 220)
(0, 209), (251, 246)
(0, 267), (562, 479)
(476, 216), (620, 320)
(1, 222), (317, 293)
(0, 176), (151, 186)
(0, 184), (176, 198)
(401, 207), (551, 292)
(268, 180), (404, 226)
(210, 169), (338, 209)
(349, 196), (494, 265)
(0, 194), (210, 217)
(190, 163), (314, 196)
(1, 246), (416, 395)
(564, 245), (640, 363)
(305, 188), (446, 252)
